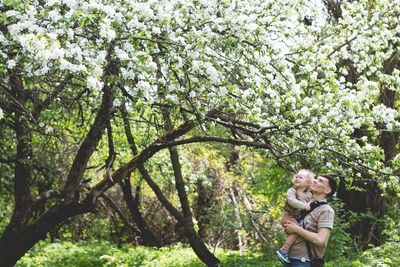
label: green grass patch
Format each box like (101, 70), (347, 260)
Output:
(16, 240), (399, 267)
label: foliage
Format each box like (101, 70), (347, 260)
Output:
(19, 240), (400, 267)
(0, 196), (13, 234)
(352, 241), (400, 267)
(323, 199), (355, 260)
(1, 0), (399, 186)
(16, 241), (282, 267)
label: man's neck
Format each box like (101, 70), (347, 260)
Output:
(312, 193), (326, 201)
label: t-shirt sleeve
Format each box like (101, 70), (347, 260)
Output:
(318, 208), (335, 229)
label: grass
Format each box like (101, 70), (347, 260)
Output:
(16, 241), (280, 267)
(16, 240), (399, 267)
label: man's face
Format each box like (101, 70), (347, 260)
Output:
(311, 176), (332, 196)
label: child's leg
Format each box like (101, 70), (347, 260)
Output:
(280, 213), (298, 251)
(282, 233), (298, 251)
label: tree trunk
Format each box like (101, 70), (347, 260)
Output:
(194, 178), (213, 240)
(0, 227), (46, 267)
(168, 145), (220, 266)
(161, 108), (220, 266)
(0, 54), (116, 265)
(336, 179), (386, 248)
(0, 203), (92, 267)
(120, 103), (160, 247)
(230, 185), (246, 255)
(120, 179), (160, 247)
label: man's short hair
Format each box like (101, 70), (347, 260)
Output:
(319, 174), (337, 198)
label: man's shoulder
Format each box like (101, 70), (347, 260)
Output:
(320, 203), (334, 211)
(311, 203), (335, 215)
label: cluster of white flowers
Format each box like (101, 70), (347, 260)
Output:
(86, 76), (103, 90)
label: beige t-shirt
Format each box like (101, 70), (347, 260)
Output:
(288, 203), (335, 260)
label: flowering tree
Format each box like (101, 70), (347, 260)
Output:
(0, 0), (399, 265)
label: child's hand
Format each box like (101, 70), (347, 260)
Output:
(304, 203), (311, 211)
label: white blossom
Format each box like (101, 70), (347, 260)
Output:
(218, 86), (227, 97)
(7, 60), (16, 69)
(87, 76), (103, 89)
(204, 62), (220, 85)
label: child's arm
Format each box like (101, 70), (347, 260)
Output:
(286, 188), (308, 210)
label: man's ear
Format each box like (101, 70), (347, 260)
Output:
(324, 187), (331, 196)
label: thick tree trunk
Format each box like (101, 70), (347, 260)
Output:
(0, 227), (46, 267)
(0, 55), (116, 265)
(0, 203), (92, 267)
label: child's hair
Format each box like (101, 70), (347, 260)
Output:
(298, 169), (315, 181)
(295, 169), (315, 189)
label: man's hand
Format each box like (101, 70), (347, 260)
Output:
(284, 220), (300, 234)
(304, 203), (311, 211)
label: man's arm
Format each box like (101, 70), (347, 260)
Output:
(283, 221), (331, 247)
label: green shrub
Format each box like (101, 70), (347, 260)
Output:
(357, 241), (400, 267)
(323, 198), (356, 261)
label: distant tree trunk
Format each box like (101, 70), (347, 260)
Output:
(193, 178), (212, 240)
(378, 53), (399, 164)
(336, 179), (386, 248)
(230, 185), (246, 256)
(194, 180), (208, 240)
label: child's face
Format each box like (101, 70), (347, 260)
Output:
(292, 170), (311, 189)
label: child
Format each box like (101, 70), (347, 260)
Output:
(276, 169), (315, 263)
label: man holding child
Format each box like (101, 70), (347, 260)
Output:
(278, 173), (337, 267)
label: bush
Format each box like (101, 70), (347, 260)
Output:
(323, 198), (356, 261)
(354, 241), (400, 267)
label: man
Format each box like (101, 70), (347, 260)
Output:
(282, 174), (337, 266)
